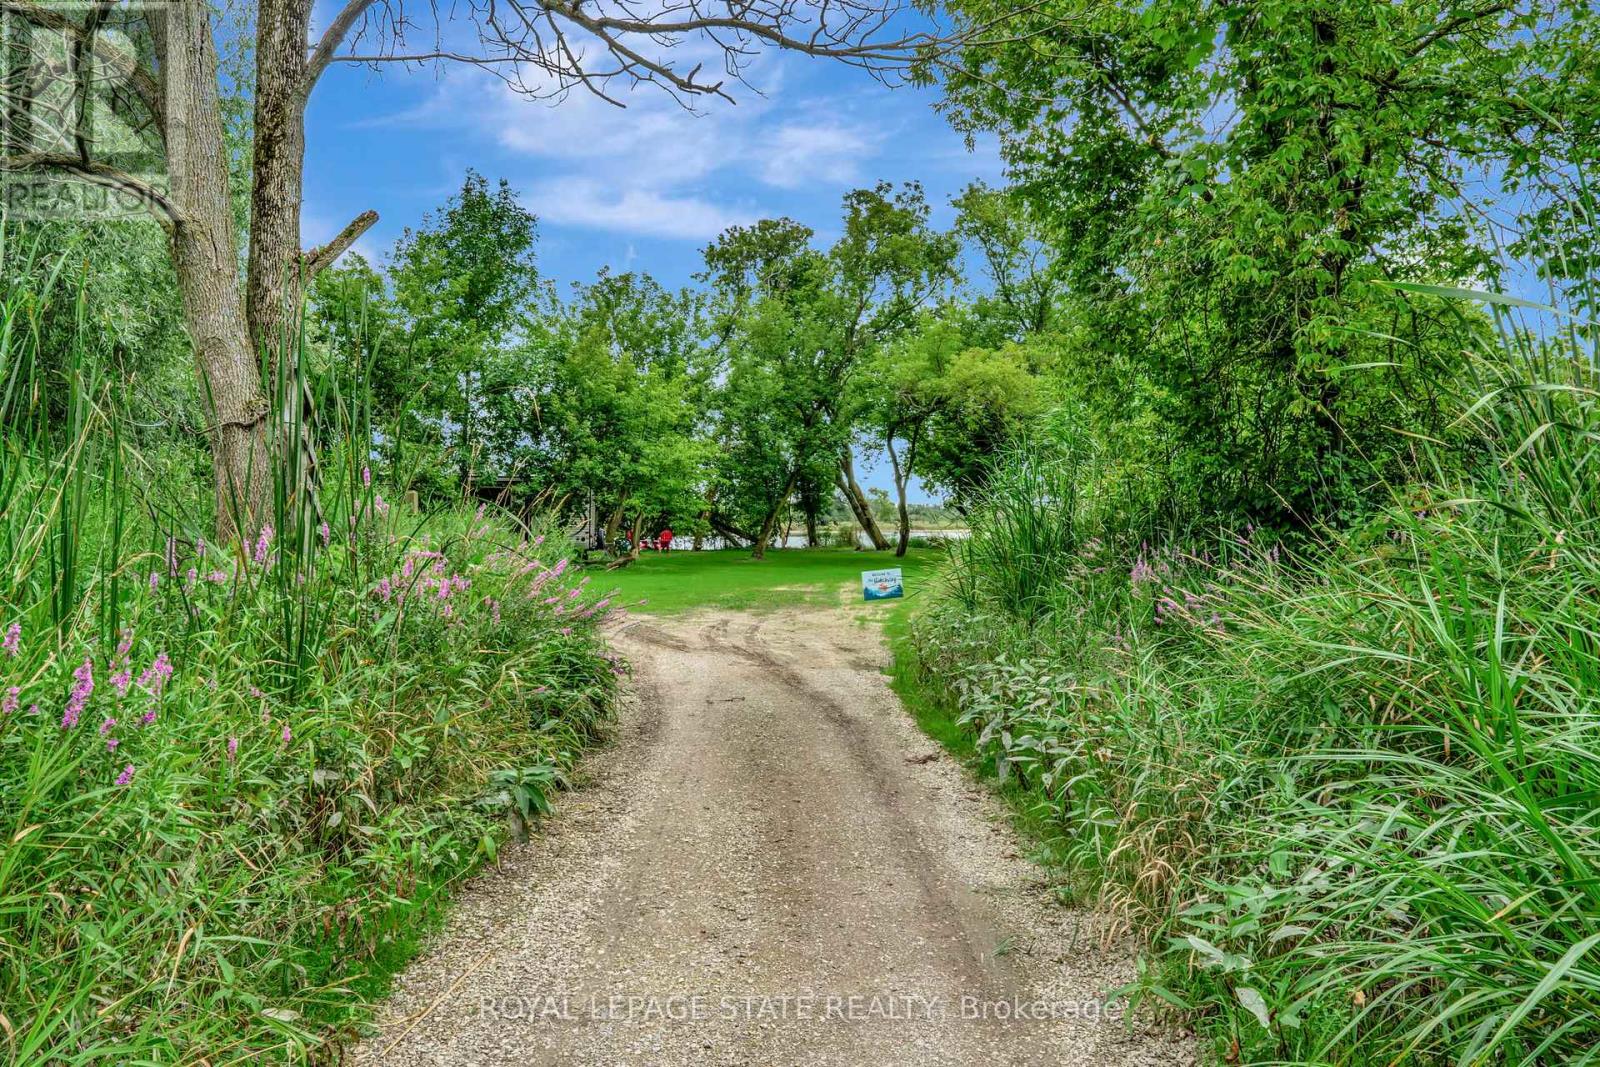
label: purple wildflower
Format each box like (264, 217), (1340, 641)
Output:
(140, 707), (157, 726)
(111, 667), (132, 698)
(2, 686), (18, 714)
(3, 621), (20, 657)
(281, 725), (292, 744)
(319, 521), (331, 547)
(63, 657), (93, 729)
(253, 524), (274, 565)
(227, 736), (239, 760)
(149, 571), (160, 593)
(362, 466), (371, 487)
(114, 763), (134, 786)
(105, 737), (119, 752)
(137, 652), (173, 697)
(100, 716), (116, 735)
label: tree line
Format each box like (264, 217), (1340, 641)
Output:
(4, 0), (1591, 565)
(306, 173), (1050, 560)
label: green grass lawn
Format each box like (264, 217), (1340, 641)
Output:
(588, 546), (945, 616)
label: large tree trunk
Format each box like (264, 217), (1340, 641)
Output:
(606, 514), (646, 569)
(886, 431), (918, 559)
(158, 0), (271, 543)
(709, 513), (752, 547)
(248, 0), (375, 542)
(837, 451), (890, 550)
(796, 472), (822, 548)
(603, 502), (624, 550)
(245, 0), (311, 363)
(751, 471), (798, 561)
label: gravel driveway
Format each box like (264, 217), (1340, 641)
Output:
(355, 607), (1194, 1066)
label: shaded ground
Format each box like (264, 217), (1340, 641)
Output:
(355, 607), (1193, 1066)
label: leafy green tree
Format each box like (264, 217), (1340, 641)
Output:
(306, 254), (404, 417)
(933, 0), (1585, 529)
(526, 271), (713, 560)
(707, 281), (836, 557)
(951, 182), (1065, 344)
(704, 183), (960, 557)
(391, 172), (538, 493)
(860, 317), (1044, 549)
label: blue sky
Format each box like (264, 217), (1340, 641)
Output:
(301, 51), (1004, 287)
(299, 44), (1002, 502)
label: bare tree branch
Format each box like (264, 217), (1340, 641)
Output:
(305, 0), (383, 86)
(0, 151), (182, 225)
(300, 208), (379, 278)
(300, 0), (1003, 109)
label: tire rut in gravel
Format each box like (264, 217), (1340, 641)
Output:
(355, 606), (1193, 1067)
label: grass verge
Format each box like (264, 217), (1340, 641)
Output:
(0, 240), (621, 1062)
(898, 340), (1600, 1063)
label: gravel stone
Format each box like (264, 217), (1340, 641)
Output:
(354, 607), (1195, 1067)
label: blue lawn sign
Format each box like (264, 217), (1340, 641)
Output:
(862, 568), (904, 601)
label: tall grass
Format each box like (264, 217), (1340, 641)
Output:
(905, 316), (1600, 1062)
(0, 229), (624, 1060)
(949, 419), (1093, 621)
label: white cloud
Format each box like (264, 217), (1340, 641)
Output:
(493, 86), (738, 186)
(756, 122), (876, 189)
(526, 178), (755, 240)
(371, 64), (894, 241)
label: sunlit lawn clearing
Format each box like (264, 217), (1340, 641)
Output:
(592, 547), (945, 616)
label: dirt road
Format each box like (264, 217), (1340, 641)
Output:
(357, 607), (1192, 1066)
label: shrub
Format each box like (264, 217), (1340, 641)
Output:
(0, 234), (623, 1060)
(906, 330), (1600, 1062)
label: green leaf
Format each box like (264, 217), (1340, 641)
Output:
(1235, 987), (1271, 1031)
(1383, 281), (1591, 323)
